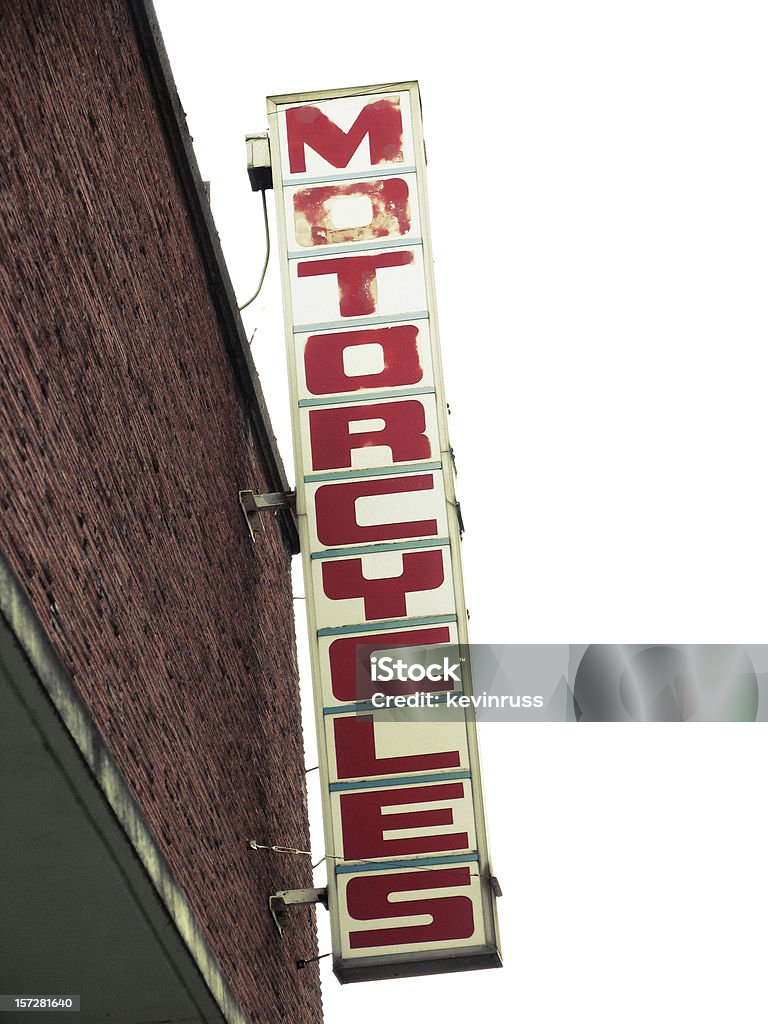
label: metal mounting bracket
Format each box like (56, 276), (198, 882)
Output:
(239, 489), (296, 540)
(269, 887), (328, 937)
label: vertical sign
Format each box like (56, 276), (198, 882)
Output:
(268, 82), (502, 982)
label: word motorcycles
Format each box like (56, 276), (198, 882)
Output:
(270, 81), (501, 980)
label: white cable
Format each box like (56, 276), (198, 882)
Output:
(238, 189), (270, 312)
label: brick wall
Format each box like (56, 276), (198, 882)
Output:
(0, 2), (322, 1021)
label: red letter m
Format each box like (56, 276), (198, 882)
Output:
(286, 98), (403, 173)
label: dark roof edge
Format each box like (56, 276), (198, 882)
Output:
(127, 0), (300, 555)
(0, 551), (248, 1024)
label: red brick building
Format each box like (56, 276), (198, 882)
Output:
(0, 2), (322, 1021)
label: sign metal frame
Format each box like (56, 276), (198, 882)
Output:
(267, 81), (502, 982)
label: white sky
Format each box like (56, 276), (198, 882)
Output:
(154, 3), (768, 1021)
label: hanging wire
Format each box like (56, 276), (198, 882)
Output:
(248, 840), (312, 856)
(247, 841), (482, 879)
(297, 952), (331, 969)
(238, 189), (270, 312)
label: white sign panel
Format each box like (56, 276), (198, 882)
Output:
(268, 81), (501, 982)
